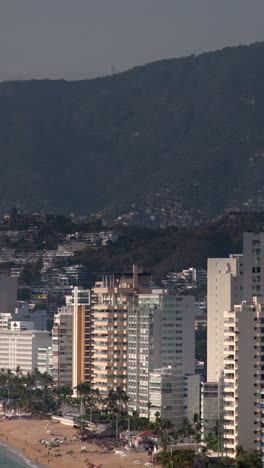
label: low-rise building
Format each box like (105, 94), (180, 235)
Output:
(0, 324), (51, 373)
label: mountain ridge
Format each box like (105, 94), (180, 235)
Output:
(1, 41), (264, 223)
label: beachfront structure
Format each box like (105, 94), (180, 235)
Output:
(207, 255), (242, 383)
(200, 381), (220, 439)
(71, 288), (91, 394)
(207, 232), (264, 383)
(52, 305), (73, 387)
(37, 346), (53, 374)
(222, 299), (264, 460)
(206, 232), (264, 451)
(52, 287), (91, 391)
(0, 323), (51, 373)
(149, 366), (185, 429)
(184, 373), (201, 422)
(127, 293), (196, 417)
(91, 266), (151, 395)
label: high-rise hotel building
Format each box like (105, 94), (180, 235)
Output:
(52, 305), (73, 387)
(208, 232), (264, 382)
(207, 232), (264, 455)
(127, 292), (196, 422)
(72, 288), (91, 394)
(52, 287), (91, 393)
(223, 299), (264, 460)
(91, 266), (151, 395)
(207, 255), (243, 382)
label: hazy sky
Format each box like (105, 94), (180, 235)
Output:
(1, 0), (264, 81)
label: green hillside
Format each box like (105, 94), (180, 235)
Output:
(72, 212), (264, 283)
(1, 42), (264, 221)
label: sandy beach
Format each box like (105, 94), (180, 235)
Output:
(0, 419), (151, 468)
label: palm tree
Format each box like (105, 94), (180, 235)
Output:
(180, 417), (193, 442)
(236, 450), (262, 468)
(115, 386), (129, 412)
(235, 445), (244, 457)
(76, 382), (92, 397)
(147, 401), (152, 420)
(106, 389), (118, 412)
(193, 413), (202, 443)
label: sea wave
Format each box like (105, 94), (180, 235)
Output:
(0, 440), (47, 468)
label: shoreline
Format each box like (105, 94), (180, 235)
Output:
(0, 439), (47, 468)
(0, 418), (150, 468)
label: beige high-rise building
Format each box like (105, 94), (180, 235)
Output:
(91, 267), (151, 395)
(208, 232), (264, 383)
(223, 299), (264, 461)
(207, 255), (243, 382)
(207, 232), (264, 453)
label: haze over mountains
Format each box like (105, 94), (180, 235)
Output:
(1, 41), (264, 223)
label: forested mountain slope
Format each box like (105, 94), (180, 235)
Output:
(1, 42), (264, 220)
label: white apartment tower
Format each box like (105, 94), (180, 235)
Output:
(149, 366), (185, 429)
(223, 299), (264, 460)
(127, 293), (196, 418)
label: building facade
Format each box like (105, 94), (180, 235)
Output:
(52, 305), (73, 387)
(184, 373), (201, 423)
(223, 299), (264, 460)
(127, 292), (196, 419)
(91, 267), (151, 395)
(201, 381), (220, 439)
(0, 325), (51, 373)
(149, 366), (185, 429)
(207, 255), (242, 382)
(72, 288), (91, 394)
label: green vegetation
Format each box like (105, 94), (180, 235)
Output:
(71, 212), (264, 284)
(0, 372), (261, 467)
(1, 43), (264, 218)
(0, 368), (56, 415)
(155, 446), (262, 467)
(19, 257), (43, 285)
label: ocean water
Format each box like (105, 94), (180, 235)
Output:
(0, 443), (40, 468)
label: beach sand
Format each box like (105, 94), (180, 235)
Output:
(0, 419), (151, 468)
